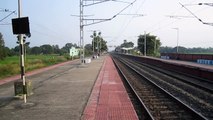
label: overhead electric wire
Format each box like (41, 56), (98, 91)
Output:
(179, 2), (202, 22)
(0, 11), (16, 22)
(114, 3), (134, 40)
(83, 0), (137, 26)
(143, 0), (207, 35)
(180, 2), (213, 26)
(0, 22), (11, 25)
(111, 0), (131, 4)
(144, 1), (186, 34)
(112, 0), (136, 18)
(30, 20), (72, 45)
(145, 7), (183, 34)
(145, 0), (210, 35)
(83, 0), (131, 7)
(114, 0), (146, 41)
(83, 0), (111, 7)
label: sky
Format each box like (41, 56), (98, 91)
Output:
(0, 0), (213, 50)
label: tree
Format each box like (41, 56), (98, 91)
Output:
(120, 40), (134, 48)
(160, 46), (173, 53)
(160, 46), (213, 54)
(52, 45), (60, 54)
(100, 38), (108, 52)
(90, 31), (108, 54)
(0, 32), (6, 59)
(40, 44), (53, 54)
(90, 31), (98, 53)
(4, 47), (12, 56)
(138, 34), (161, 56)
(61, 43), (74, 54)
(84, 44), (93, 56)
(31, 46), (42, 55)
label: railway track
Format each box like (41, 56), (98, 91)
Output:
(117, 55), (213, 119)
(112, 54), (209, 120)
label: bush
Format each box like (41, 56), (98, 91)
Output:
(63, 54), (71, 60)
(0, 55), (70, 79)
(0, 64), (20, 79)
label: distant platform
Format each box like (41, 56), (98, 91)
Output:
(145, 56), (213, 72)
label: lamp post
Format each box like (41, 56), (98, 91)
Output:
(172, 28), (179, 53)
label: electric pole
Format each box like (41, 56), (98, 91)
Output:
(78, 0), (137, 62)
(18, 0), (27, 103)
(172, 28), (179, 53)
(80, 0), (85, 63)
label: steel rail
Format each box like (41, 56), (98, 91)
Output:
(112, 55), (208, 120)
(126, 58), (213, 93)
(112, 56), (155, 120)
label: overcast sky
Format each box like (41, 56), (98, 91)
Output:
(0, 0), (213, 49)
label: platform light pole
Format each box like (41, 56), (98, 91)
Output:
(172, 28), (179, 53)
(18, 0), (27, 103)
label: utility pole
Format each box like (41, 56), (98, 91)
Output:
(172, 28), (179, 53)
(77, 0), (137, 61)
(18, 0), (27, 103)
(80, 0), (84, 63)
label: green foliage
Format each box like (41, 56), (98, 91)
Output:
(31, 46), (42, 55)
(0, 55), (68, 79)
(40, 44), (54, 54)
(63, 53), (71, 60)
(100, 40), (108, 52)
(84, 44), (93, 56)
(0, 32), (6, 60)
(90, 31), (108, 53)
(61, 43), (78, 54)
(138, 34), (161, 56)
(0, 56), (20, 79)
(0, 64), (20, 78)
(120, 40), (134, 48)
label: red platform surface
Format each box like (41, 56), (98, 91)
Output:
(81, 56), (138, 120)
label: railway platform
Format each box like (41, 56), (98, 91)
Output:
(81, 56), (138, 120)
(144, 56), (213, 80)
(0, 55), (104, 120)
(145, 56), (213, 72)
(0, 55), (138, 120)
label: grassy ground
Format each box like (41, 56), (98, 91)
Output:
(0, 55), (69, 80)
